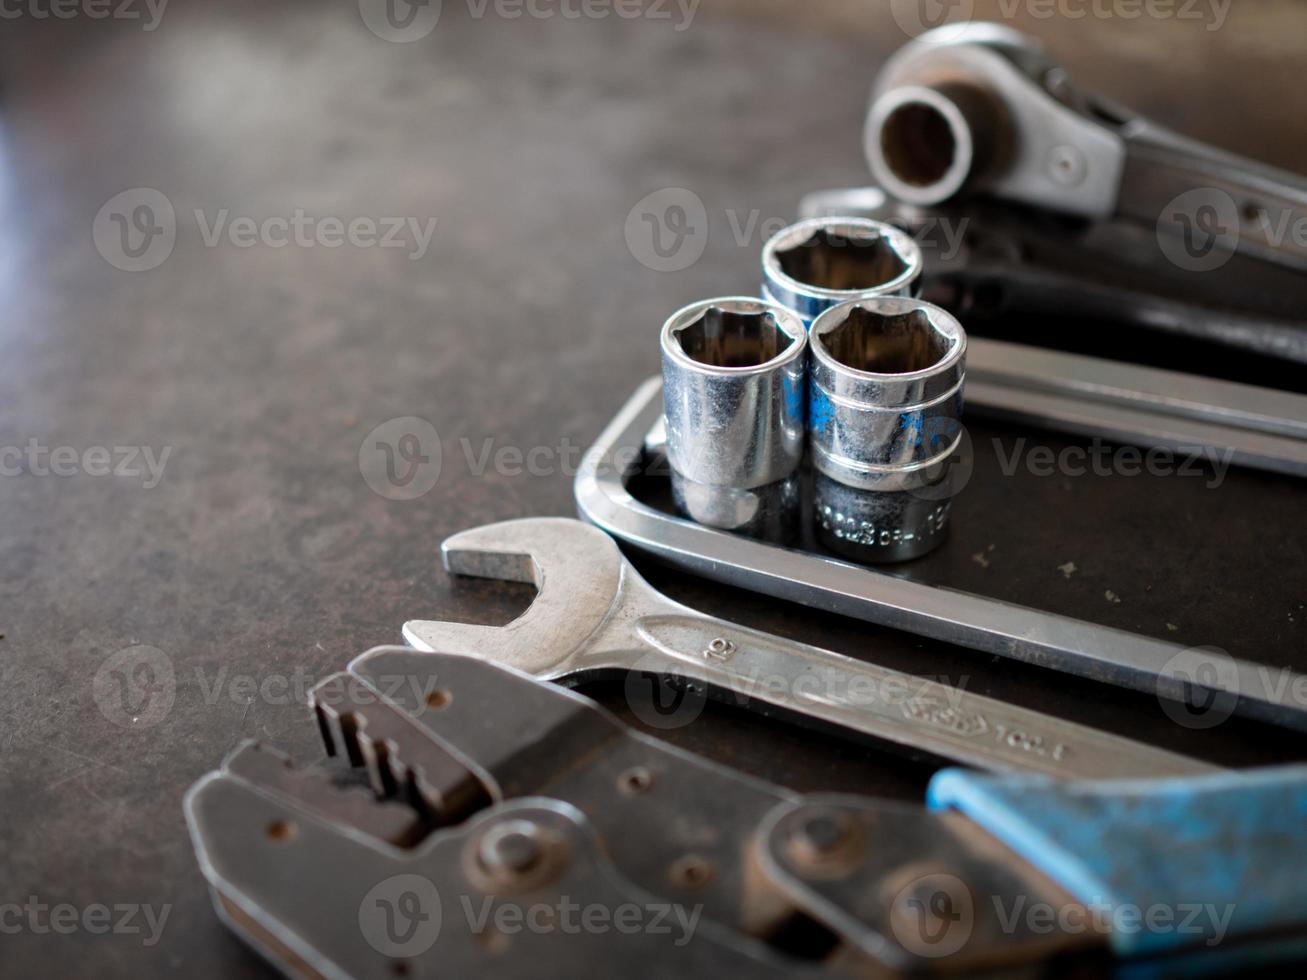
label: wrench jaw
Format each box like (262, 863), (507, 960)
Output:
(403, 517), (628, 679)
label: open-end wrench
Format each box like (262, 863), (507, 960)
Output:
(403, 518), (1212, 779)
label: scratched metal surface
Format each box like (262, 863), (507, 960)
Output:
(0, 1), (1304, 976)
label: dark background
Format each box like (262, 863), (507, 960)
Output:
(1, 0), (1305, 975)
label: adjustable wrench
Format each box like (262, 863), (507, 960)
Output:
(403, 517), (1212, 779)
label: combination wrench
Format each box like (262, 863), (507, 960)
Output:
(404, 517), (1212, 779)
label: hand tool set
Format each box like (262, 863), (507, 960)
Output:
(187, 23), (1307, 979)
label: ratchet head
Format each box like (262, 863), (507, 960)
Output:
(865, 24), (1124, 219)
(402, 517), (626, 678)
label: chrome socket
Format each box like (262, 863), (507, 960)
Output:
(661, 297), (807, 538)
(808, 297), (967, 562)
(761, 216), (923, 325)
(670, 472), (801, 542)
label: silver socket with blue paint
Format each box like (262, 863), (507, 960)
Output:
(761, 216), (923, 325)
(808, 296), (967, 562)
(661, 297), (807, 539)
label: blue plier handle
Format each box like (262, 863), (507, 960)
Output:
(928, 764), (1307, 974)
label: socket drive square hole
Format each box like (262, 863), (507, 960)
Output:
(775, 228), (912, 292)
(880, 99), (959, 189)
(819, 305), (949, 374)
(673, 307), (794, 368)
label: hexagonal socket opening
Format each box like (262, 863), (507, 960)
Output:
(673, 307), (794, 368)
(819, 305), (949, 375)
(775, 228), (911, 292)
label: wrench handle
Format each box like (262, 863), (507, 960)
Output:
(632, 614), (1214, 779)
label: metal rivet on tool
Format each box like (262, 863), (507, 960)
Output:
(425, 688), (453, 710)
(669, 854), (714, 889)
(265, 820), (296, 843)
(797, 814), (846, 854)
(618, 766), (654, 796)
(479, 820), (545, 877)
(786, 808), (862, 877)
(1047, 144), (1086, 186)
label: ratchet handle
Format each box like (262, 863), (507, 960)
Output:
(928, 764), (1307, 962)
(632, 614), (1213, 780)
(1121, 123), (1307, 274)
